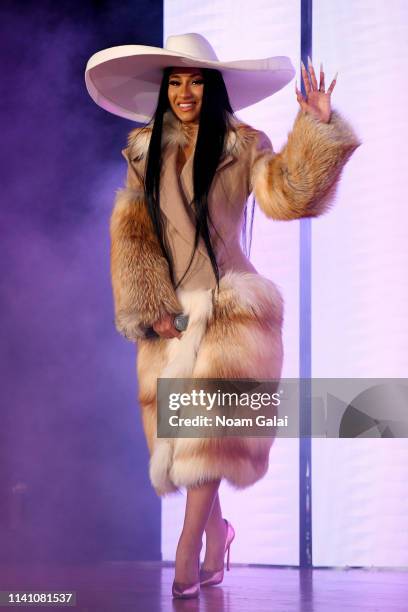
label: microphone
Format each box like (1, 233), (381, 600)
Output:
(173, 314), (189, 331)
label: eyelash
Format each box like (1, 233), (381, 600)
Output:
(169, 79), (204, 86)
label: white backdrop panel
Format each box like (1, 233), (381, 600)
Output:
(163, 0), (301, 565)
(312, 0), (408, 567)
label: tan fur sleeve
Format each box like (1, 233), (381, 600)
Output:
(110, 149), (183, 341)
(250, 108), (362, 220)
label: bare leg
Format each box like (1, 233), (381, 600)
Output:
(202, 491), (228, 570)
(175, 478), (221, 583)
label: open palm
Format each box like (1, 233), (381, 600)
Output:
(295, 57), (338, 124)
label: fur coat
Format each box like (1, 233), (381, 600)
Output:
(110, 107), (361, 496)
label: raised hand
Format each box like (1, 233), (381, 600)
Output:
(295, 57), (337, 124)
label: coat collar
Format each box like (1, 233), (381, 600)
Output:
(126, 110), (257, 166)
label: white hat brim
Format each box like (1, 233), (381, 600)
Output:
(85, 44), (295, 123)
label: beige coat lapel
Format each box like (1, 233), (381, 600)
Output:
(178, 150), (237, 207)
(160, 145), (237, 263)
(159, 146), (210, 261)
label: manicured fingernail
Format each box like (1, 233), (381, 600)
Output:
(307, 55), (312, 66)
(301, 59), (306, 70)
(320, 62), (323, 72)
(334, 71), (338, 80)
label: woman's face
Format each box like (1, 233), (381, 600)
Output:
(167, 67), (204, 124)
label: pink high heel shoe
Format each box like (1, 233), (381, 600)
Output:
(172, 555), (201, 599)
(199, 518), (235, 587)
(171, 579), (200, 599)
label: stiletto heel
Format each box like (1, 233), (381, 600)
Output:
(199, 517), (235, 587)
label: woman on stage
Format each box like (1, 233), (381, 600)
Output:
(85, 32), (360, 599)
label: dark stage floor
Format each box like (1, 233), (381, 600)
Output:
(0, 562), (407, 611)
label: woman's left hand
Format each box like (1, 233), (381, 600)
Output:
(295, 57), (337, 124)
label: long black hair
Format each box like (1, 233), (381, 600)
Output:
(143, 66), (255, 291)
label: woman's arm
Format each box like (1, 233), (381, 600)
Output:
(249, 107), (361, 221)
(109, 148), (183, 341)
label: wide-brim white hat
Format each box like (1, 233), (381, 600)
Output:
(85, 33), (295, 123)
